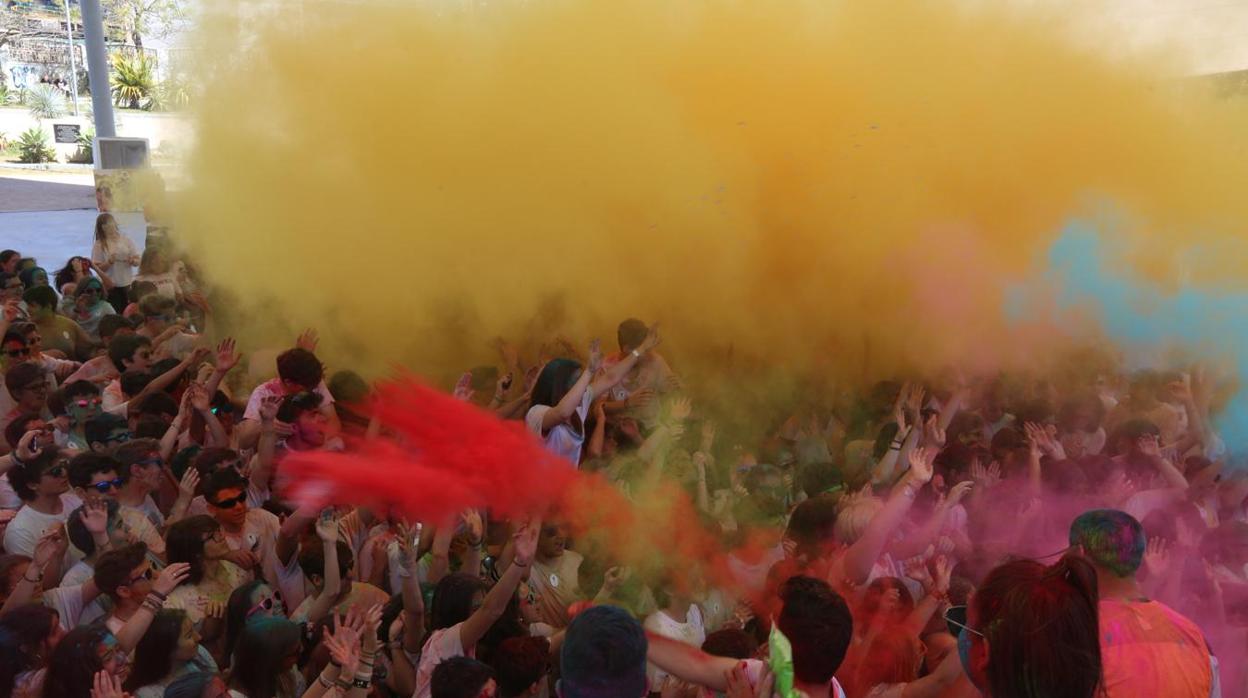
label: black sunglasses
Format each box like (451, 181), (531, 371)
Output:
(128, 567), (154, 584)
(91, 478), (125, 494)
(4, 347), (30, 358)
(211, 492), (247, 509)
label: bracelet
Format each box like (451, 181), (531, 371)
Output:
(631, 349), (641, 359)
(317, 674), (335, 689)
(329, 658), (342, 668)
(149, 589), (169, 601)
(23, 570), (42, 583)
(352, 678), (371, 689)
(334, 678), (352, 691)
(11, 452), (26, 468)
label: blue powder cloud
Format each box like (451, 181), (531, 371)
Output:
(1033, 221), (1248, 452)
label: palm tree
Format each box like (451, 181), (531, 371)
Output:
(110, 51), (156, 110)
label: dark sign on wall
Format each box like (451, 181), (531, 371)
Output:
(53, 123), (81, 144)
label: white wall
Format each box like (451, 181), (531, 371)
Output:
(0, 106), (191, 162)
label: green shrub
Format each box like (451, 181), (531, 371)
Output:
(16, 127), (56, 163)
(68, 128), (94, 164)
(25, 84), (65, 120)
(110, 51), (157, 110)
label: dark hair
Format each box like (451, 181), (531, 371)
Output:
(135, 391), (179, 420)
(166, 515), (220, 585)
(135, 415), (169, 440)
(328, 370), (369, 404)
(107, 334), (152, 371)
(94, 543), (150, 600)
(276, 391), (323, 424)
(973, 555), (1102, 698)
(204, 468), (248, 505)
(4, 413), (44, 449)
(0, 272), (19, 294)
(0, 603), (58, 697)
(22, 285), (57, 311)
(493, 636), (549, 698)
(784, 495), (840, 559)
(1069, 509), (1147, 578)
(224, 581), (269, 665)
(859, 577), (916, 627)
(17, 267), (44, 290)
(430, 572), (488, 631)
(559, 605), (646, 698)
(192, 448), (241, 478)
(4, 362), (44, 396)
(84, 412), (129, 449)
(67, 499), (121, 557)
(42, 625), (110, 698)
(776, 575), (853, 685)
(62, 380), (102, 404)
(228, 617), (302, 698)
(150, 358), (182, 383)
(298, 540), (353, 582)
(68, 452), (122, 488)
(120, 370), (152, 399)
(431, 656), (495, 698)
(7, 446), (63, 502)
(98, 314), (134, 342)
(113, 438), (162, 476)
(52, 259), (83, 295)
(0, 250), (18, 265)
(616, 319), (648, 352)
(701, 628), (758, 659)
(0, 554), (33, 600)
(529, 359), (582, 409)
(275, 348), (323, 391)
(124, 609), (188, 692)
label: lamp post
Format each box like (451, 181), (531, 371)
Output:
(62, 0), (80, 116)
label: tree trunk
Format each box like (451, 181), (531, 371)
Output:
(132, 30), (143, 49)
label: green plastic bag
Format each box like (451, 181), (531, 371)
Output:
(768, 622), (797, 698)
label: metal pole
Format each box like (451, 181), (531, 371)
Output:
(63, 0), (80, 116)
(80, 0), (115, 138)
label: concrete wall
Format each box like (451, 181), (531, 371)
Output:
(0, 106), (192, 162)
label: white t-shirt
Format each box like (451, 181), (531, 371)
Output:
(0, 474), (25, 510)
(525, 387), (592, 467)
(2, 493), (83, 557)
(61, 559), (109, 626)
(740, 659), (846, 698)
(123, 496), (165, 529)
(101, 379), (129, 417)
(243, 379), (335, 421)
(44, 584), (88, 630)
(414, 623), (470, 698)
(644, 605), (706, 686)
(92, 236), (140, 288)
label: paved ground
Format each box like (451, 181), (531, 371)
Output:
(0, 174), (97, 212)
(0, 168), (140, 272)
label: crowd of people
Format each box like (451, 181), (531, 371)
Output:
(0, 206), (1239, 698)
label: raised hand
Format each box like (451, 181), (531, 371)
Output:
(602, 566), (630, 593)
(639, 324), (661, 353)
(668, 396), (693, 422)
(177, 467), (200, 500)
(588, 339), (603, 374)
(79, 498), (109, 536)
(513, 518), (541, 567)
(461, 509), (484, 546)
(933, 555), (953, 595)
(315, 509), (339, 543)
(188, 383), (211, 412)
(452, 372), (474, 402)
(904, 558), (934, 592)
(725, 661), (773, 698)
(90, 670), (131, 698)
(153, 562), (192, 596)
(626, 387), (656, 410)
(297, 328), (319, 353)
(496, 372), (514, 396)
(324, 618), (362, 675)
(700, 420), (717, 450)
(922, 413), (946, 449)
(907, 447), (936, 485)
(15, 429), (43, 462)
(215, 337), (242, 373)
(945, 480), (973, 507)
(258, 395), (283, 423)
(1143, 537), (1171, 579)
(360, 603), (384, 652)
(1137, 434), (1162, 459)
(33, 525), (65, 569)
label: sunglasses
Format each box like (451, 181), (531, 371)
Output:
(91, 478), (125, 494)
(4, 347), (30, 358)
(944, 605), (985, 639)
(246, 590), (283, 618)
(75, 398), (103, 408)
(211, 493), (247, 509)
(128, 567), (154, 584)
(103, 432), (132, 444)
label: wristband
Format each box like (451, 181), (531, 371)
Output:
(329, 658), (343, 669)
(149, 589), (169, 601)
(352, 678), (371, 689)
(334, 678), (352, 691)
(11, 452), (26, 468)
(317, 675), (335, 689)
(396, 566), (412, 579)
(23, 570), (42, 583)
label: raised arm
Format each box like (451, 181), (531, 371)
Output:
(843, 447), (934, 586)
(114, 563), (191, 653)
(252, 395), (283, 495)
(458, 519), (538, 650)
(645, 631), (738, 691)
(395, 523), (427, 654)
(202, 338), (242, 401)
(303, 511), (344, 625)
(588, 327), (660, 398)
